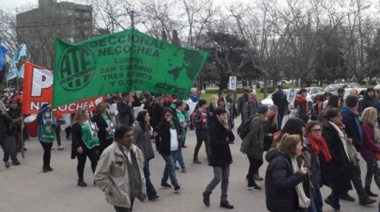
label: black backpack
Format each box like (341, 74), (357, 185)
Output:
(238, 117), (253, 140)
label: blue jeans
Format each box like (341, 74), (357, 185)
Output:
(161, 151), (179, 187)
(175, 138), (185, 169)
(309, 188), (323, 212)
(143, 159), (157, 198)
(1, 136), (12, 162)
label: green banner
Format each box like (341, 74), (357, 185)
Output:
(52, 29), (209, 108)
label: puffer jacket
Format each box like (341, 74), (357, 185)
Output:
(240, 114), (264, 159)
(265, 148), (305, 212)
(94, 142), (146, 208)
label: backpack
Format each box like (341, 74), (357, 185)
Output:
(238, 117), (253, 140)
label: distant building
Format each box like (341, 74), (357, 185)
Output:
(16, 0), (93, 68)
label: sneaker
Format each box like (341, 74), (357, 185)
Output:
(46, 167), (53, 172)
(193, 159), (202, 164)
(77, 180), (88, 187)
(4, 161), (10, 168)
(51, 147), (55, 150)
(181, 168), (186, 173)
(12, 161), (20, 166)
(247, 185), (262, 191)
(58, 146), (64, 150)
(160, 182), (172, 189)
(42, 167), (49, 173)
(174, 185), (181, 193)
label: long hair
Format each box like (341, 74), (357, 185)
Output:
(360, 107), (378, 125)
(209, 94), (219, 109)
(95, 102), (107, 114)
(268, 105), (278, 128)
(72, 108), (87, 124)
(277, 118), (305, 145)
(326, 95), (340, 108)
(136, 110), (150, 132)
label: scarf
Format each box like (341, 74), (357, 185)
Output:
(328, 121), (350, 161)
(291, 157), (310, 208)
(306, 134), (332, 162)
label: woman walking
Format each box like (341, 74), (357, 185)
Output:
(322, 107), (352, 211)
(71, 108), (99, 187)
(202, 107), (235, 209)
(360, 107), (380, 197)
(265, 134), (309, 211)
(92, 102), (114, 159)
(133, 110), (159, 201)
(305, 121), (332, 212)
(157, 108), (182, 192)
(37, 104), (58, 172)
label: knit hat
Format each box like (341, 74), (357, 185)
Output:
(214, 107), (227, 115)
(257, 105), (268, 115)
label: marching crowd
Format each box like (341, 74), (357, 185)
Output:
(1, 85), (380, 212)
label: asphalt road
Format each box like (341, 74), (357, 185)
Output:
(0, 117), (378, 212)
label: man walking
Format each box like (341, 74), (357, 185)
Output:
(95, 125), (146, 212)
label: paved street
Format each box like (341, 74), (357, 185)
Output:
(0, 118), (379, 212)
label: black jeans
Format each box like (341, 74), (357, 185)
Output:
(194, 130), (210, 160)
(98, 138), (113, 159)
(76, 148), (98, 181)
(247, 156), (263, 186)
(40, 141), (53, 168)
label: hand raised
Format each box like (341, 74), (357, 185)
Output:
(299, 160), (308, 175)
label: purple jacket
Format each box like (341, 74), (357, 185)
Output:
(361, 123), (380, 157)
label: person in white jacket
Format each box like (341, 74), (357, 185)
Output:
(95, 125), (146, 212)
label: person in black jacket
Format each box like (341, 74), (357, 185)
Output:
(116, 92), (134, 127)
(71, 108), (100, 187)
(157, 107), (182, 192)
(202, 107), (235, 209)
(0, 102), (13, 168)
(359, 88), (379, 115)
(265, 134), (308, 212)
(272, 85), (288, 130)
(322, 107), (352, 211)
(92, 102), (114, 159)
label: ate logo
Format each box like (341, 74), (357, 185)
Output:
(57, 46), (96, 91)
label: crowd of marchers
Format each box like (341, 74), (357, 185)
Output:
(1, 85), (380, 212)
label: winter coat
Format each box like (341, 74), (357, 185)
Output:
(242, 100), (261, 124)
(341, 106), (363, 152)
(157, 118), (182, 155)
(240, 114), (264, 159)
(322, 122), (352, 192)
(359, 89), (379, 114)
(133, 123), (154, 161)
(272, 89), (288, 114)
(0, 112), (12, 141)
(94, 142), (146, 208)
(294, 95), (308, 123)
(265, 148), (305, 212)
(237, 94), (249, 116)
(116, 102), (134, 127)
(209, 119), (235, 167)
(361, 123), (380, 157)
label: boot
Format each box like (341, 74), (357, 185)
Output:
(193, 157), (201, 164)
(220, 200), (234, 209)
(365, 185), (378, 197)
(203, 191), (210, 206)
